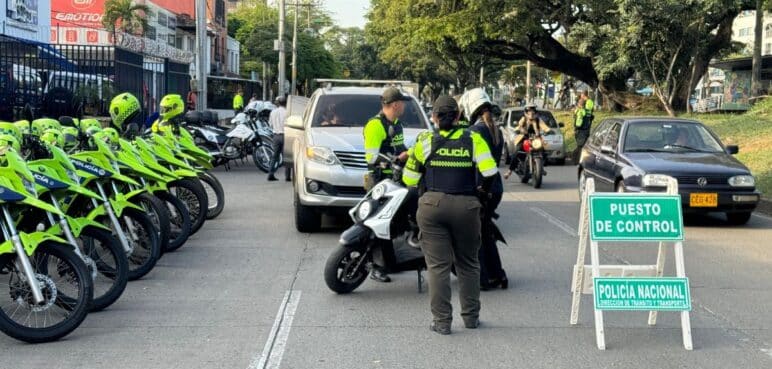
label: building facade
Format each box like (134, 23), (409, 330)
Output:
(2, 0), (50, 43)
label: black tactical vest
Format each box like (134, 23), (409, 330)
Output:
(376, 114), (406, 156)
(425, 130), (477, 195)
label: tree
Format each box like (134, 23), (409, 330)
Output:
(102, 0), (150, 37)
(365, 0), (755, 112)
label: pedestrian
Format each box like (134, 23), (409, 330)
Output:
(249, 93), (258, 104)
(267, 95), (290, 182)
(186, 89), (197, 111)
(362, 86), (411, 283)
(572, 90), (594, 163)
(233, 88), (245, 115)
(461, 88), (508, 290)
(402, 95), (498, 335)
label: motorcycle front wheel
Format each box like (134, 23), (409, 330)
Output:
(136, 193), (170, 254)
(156, 191), (192, 252)
(78, 225), (129, 312)
(119, 208), (162, 280)
(199, 172), (225, 219)
(252, 136), (275, 172)
(324, 246), (370, 294)
(169, 179), (208, 235)
(532, 156), (543, 189)
(0, 242), (93, 343)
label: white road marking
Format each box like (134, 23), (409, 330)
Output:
(530, 207), (577, 237)
(761, 348), (772, 360)
(248, 290), (302, 369)
(752, 212), (772, 222)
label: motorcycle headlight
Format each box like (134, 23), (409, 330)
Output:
(306, 146), (338, 165)
(21, 177), (36, 195)
(532, 137), (544, 150)
(357, 201), (373, 220)
(66, 169), (80, 184)
(728, 175), (755, 187)
(371, 183), (386, 200)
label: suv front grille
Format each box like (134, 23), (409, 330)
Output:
(335, 151), (368, 169)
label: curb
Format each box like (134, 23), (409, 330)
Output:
(756, 198), (772, 217)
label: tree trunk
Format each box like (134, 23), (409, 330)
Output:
(752, 0), (763, 98)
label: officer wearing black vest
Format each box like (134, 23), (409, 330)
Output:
(363, 87), (410, 283)
(403, 96), (498, 335)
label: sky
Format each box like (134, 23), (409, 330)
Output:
(322, 0), (369, 29)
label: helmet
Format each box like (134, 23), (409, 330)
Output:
(41, 129), (64, 148)
(459, 88), (495, 123)
(59, 116), (77, 127)
(0, 134), (20, 154)
(31, 118), (60, 137)
(0, 122), (21, 142)
(13, 120), (30, 135)
(524, 103), (537, 112)
(159, 94), (184, 121)
(102, 127), (120, 145)
(109, 92), (141, 130)
(61, 126), (79, 151)
(79, 118), (102, 133)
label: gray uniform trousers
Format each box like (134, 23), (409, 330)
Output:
(417, 191), (482, 326)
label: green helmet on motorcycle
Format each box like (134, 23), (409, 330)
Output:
(41, 128), (64, 148)
(79, 118), (102, 134)
(109, 92), (141, 131)
(101, 127), (120, 146)
(61, 126), (80, 151)
(13, 120), (30, 135)
(0, 122), (21, 143)
(0, 134), (20, 155)
(31, 118), (60, 137)
(159, 94), (184, 122)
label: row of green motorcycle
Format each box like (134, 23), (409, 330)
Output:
(0, 116), (225, 343)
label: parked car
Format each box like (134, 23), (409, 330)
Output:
(500, 107), (567, 165)
(283, 84), (432, 232)
(0, 63), (42, 109)
(578, 117), (760, 225)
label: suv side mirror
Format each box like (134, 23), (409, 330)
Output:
(285, 115), (304, 130)
(726, 145), (739, 155)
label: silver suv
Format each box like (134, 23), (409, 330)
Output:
(284, 83), (431, 232)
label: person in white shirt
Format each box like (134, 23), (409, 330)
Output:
(267, 95), (290, 181)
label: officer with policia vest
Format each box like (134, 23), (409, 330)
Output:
(402, 95), (498, 335)
(573, 90), (594, 162)
(363, 87), (411, 283)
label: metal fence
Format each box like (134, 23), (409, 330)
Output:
(0, 36), (190, 122)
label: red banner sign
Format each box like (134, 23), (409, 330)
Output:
(52, 0), (106, 28)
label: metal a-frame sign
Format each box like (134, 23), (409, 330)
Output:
(569, 177), (693, 350)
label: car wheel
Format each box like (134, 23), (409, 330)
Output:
(726, 212), (752, 225)
(294, 191), (321, 233)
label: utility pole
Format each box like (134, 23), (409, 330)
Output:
(291, 0), (299, 95)
(277, 0), (287, 96)
(526, 61), (532, 102)
(262, 61), (267, 100)
(195, 0), (208, 109)
(751, 1), (763, 98)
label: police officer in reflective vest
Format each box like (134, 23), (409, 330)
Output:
(363, 87), (410, 283)
(403, 95), (498, 335)
(573, 90), (594, 162)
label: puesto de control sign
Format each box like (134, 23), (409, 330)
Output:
(589, 194), (684, 241)
(594, 278), (691, 311)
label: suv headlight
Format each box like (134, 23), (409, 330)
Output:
(728, 175), (755, 187)
(306, 146), (338, 165)
(642, 174), (672, 187)
(357, 200), (373, 220)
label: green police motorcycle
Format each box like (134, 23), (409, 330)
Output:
(0, 136), (93, 343)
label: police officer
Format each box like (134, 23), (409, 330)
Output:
(363, 86), (411, 283)
(573, 90), (594, 163)
(403, 95), (498, 335)
(233, 88), (245, 115)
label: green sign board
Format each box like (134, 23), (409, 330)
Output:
(594, 277), (691, 311)
(589, 194), (684, 241)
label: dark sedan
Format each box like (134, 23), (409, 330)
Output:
(578, 117), (761, 225)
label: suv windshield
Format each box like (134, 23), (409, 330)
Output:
(311, 94), (426, 128)
(623, 121), (724, 153)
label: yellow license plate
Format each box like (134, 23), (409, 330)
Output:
(690, 193), (718, 207)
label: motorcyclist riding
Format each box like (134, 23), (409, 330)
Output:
(505, 103), (552, 180)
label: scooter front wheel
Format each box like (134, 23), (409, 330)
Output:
(324, 246), (370, 294)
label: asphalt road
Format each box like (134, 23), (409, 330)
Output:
(2, 164), (772, 369)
